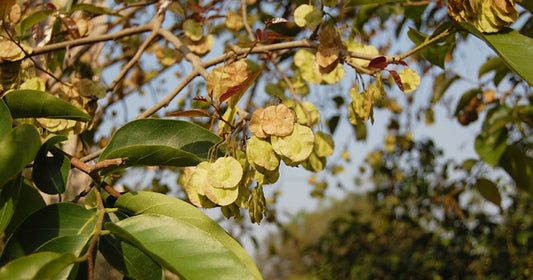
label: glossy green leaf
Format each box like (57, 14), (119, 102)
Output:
(0, 251), (76, 280)
(3, 90), (91, 121)
(100, 233), (163, 280)
(18, 10), (55, 34)
(99, 119), (221, 173)
(474, 178), (502, 207)
(0, 124), (41, 186)
(407, 23), (455, 69)
(106, 214), (261, 280)
(461, 23), (533, 86)
(499, 144), (533, 195)
(35, 234), (91, 279)
(0, 98), (11, 139)
(0, 175), (22, 234)
(33, 136), (70, 195)
(114, 191), (262, 280)
(4, 181), (45, 238)
(0, 203), (96, 265)
(345, 0), (404, 8)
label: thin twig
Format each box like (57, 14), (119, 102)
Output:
(108, 17), (163, 91)
(399, 27), (453, 60)
(157, 28), (209, 78)
(137, 70), (198, 119)
(30, 24), (153, 57)
(241, 0), (255, 41)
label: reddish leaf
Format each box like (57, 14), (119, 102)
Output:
(46, 3), (57, 10)
(219, 84), (248, 103)
(193, 96), (209, 102)
(388, 70), (404, 91)
(59, 14), (80, 39)
(256, 29), (268, 42)
(265, 31), (292, 43)
(394, 60), (408, 66)
(368, 56), (388, 69)
(165, 109), (210, 118)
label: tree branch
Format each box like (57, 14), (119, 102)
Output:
(30, 24), (153, 57)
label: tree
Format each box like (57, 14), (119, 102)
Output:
(0, 0), (531, 279)
(257, 139), (533, 279)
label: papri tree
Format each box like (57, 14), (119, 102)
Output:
(0, 0), (531, 279)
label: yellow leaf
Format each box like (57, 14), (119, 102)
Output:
(345, 40), (379, 67)
(294, 4), (322, 29)
(183, 19), (204, 41)
(399, 68), (421, 93)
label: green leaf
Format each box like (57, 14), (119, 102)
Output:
(106, 214), (261, 280)
(474, 178), (502, 207)
(475, 105), (512, 166)
(99, 119), (221, 174)
(33, 136), (70, 195)
(35, 234), (92, 279)
(0, 98), (12, 139)
(0, 175), (22, 234)
(407, 23), (455, 69)
(0, 203), (96, 265)
(431, 73), (460, 104)
(17, 10), (55, 35)
(3, 90), (91, 121)
(499, 144), (533, 195)
(0, 124), (41, 186)
(0, 251), (76, 280)
(345, 0), (404, 8)
(113, 191), (262, 280)
(70, 3), (121, 16)
(460, 23), (533, 86)
(4, 181), (45, 238)
(478, 57), (510, 86)
(100, 233), (163, 280)
(475, 129), (508, 167)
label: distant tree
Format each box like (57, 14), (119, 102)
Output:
(258, 139), (533, 279)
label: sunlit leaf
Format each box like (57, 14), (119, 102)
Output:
(407, 23), (456, 69)
(18, 9), (55, 34)
(113, 191), (263, 280)
(0, 124), (40, 186)
(99, 119), (221, 174)
(3, 90), (91, 121)
(294, 4), (322, 29)
(0, 252), (76, 280)
(461, 23), (533, 86)
(0, 98), (12, 139)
